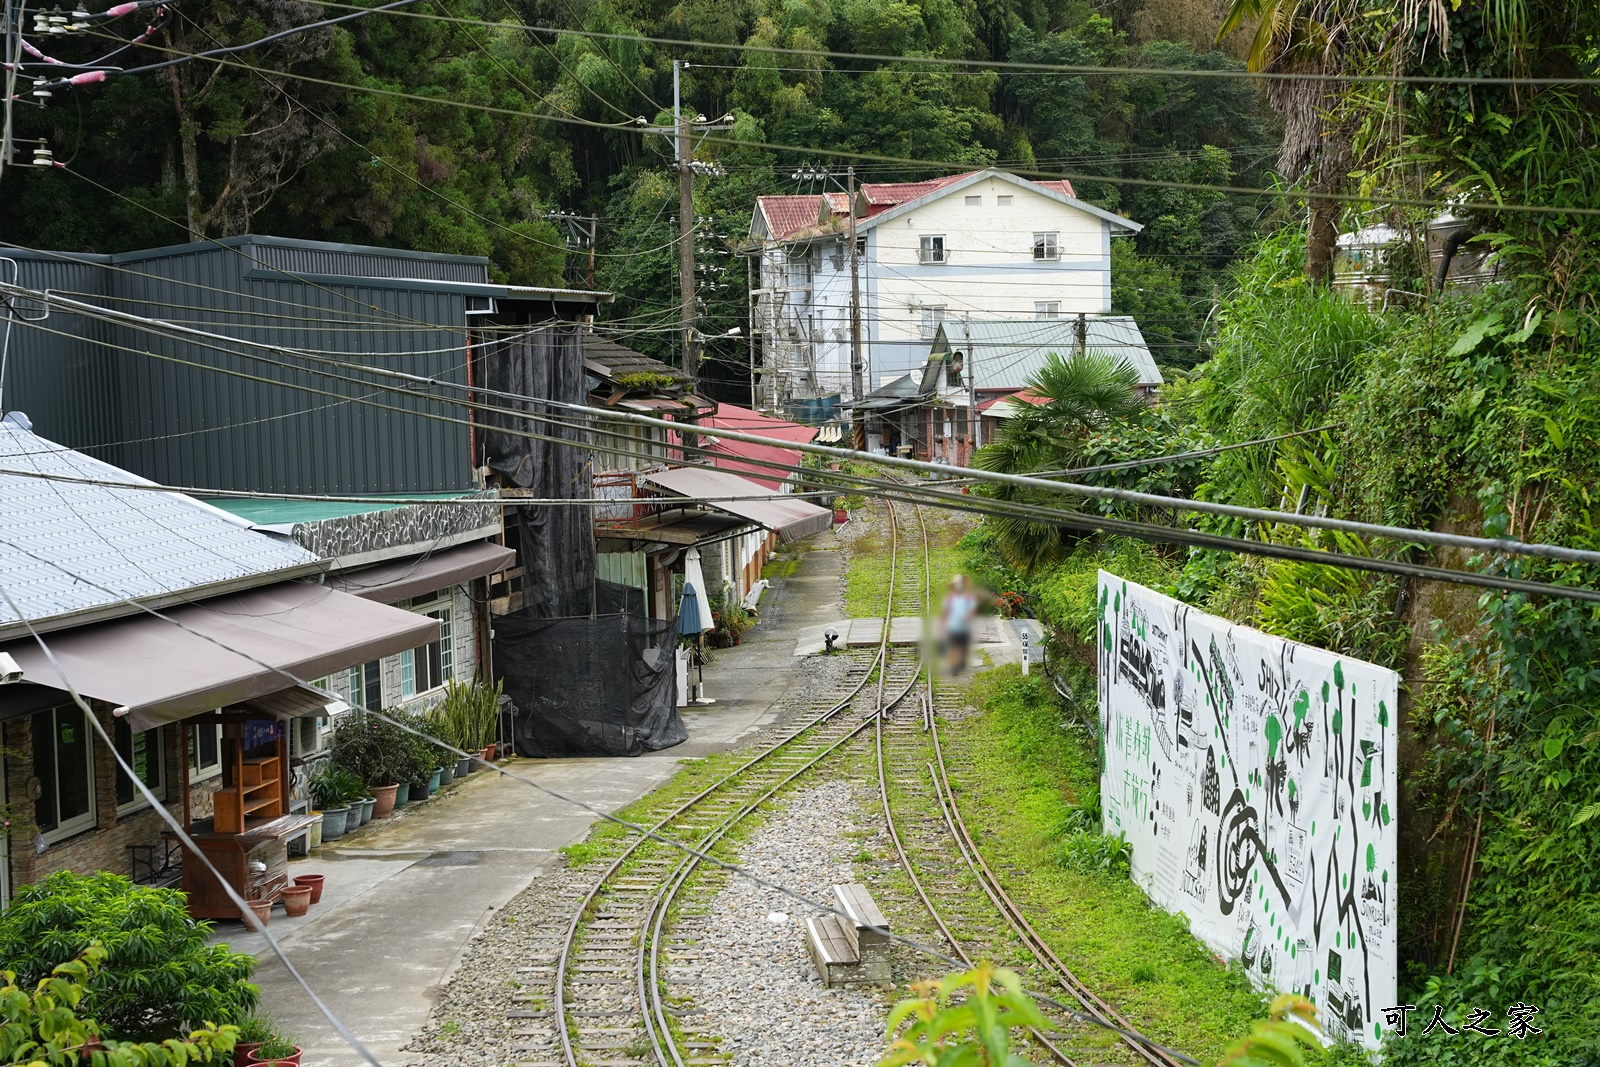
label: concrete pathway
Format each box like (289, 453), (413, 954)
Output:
(214, 540), (845, 1066)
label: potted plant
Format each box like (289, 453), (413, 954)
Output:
(433, 679), (502, 773)
(437, 759), (454, 787)
(246, 1035), (303, 1066)
(235, 1015), (274, 1067)
(308, 765), (350, 841)
(331, 712), (407, 817)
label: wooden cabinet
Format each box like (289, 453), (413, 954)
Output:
(180, 813), (319, 920)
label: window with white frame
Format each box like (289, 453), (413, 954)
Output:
(1035, 301), (1062, 319)
(997, 194), (1014, 206)
(33, 707), (95, 840)
(189, 721), (222, 782)
(348, 659), (382, 710)
(1033, 232), (1060, 261)
(114, 721), (164, 812)
(964, 195), (981, 206)
(919, 235), (947, 264)
(919, 305), (946, 339)
(401, 597), (454, 698)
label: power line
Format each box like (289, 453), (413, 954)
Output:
(14, 285), (1600, 591)
(0, 549), (1198, 1065)
(47, 40), (1600, 221)
(297, 3), (1600, 88)
(0, 580), (389, 1067)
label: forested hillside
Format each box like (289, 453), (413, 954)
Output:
(0, 0), (1271, 384)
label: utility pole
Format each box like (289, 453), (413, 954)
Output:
(1075, 311), (1088, 356)
(674, 59), (697, 387)
(542, 210), (598, 291)
(964, 316), (979, 457)
(847, 165), (863, 409)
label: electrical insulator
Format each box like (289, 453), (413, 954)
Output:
(33, 145), (55, 167)
(49, 10), (69, 33)
(33, 80), (53, 100)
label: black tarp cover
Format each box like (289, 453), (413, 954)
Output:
(480, 326), (596, 619)
(495, 580), (687, 757)
(480, 328), (687, 755)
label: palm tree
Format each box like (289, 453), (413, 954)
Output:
(970, 351), (1146, 570)
(1215, 0), (1360, 285)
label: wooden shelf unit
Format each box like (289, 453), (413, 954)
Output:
(211, 733), (288, 834)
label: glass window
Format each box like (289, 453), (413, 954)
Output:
(1035, 301), (1061, 319)
(404, 601), (454, 696)
(920, 305), (946, 339)
(348, 660), (382, 710)
(114, 721), (164, 810)
(1033, 232), (1060, 260)
(919, 235), (946, 264)
(189, 721), (221, 781)
(33, 707), (96, 839)
(997, 195), (1014, 206)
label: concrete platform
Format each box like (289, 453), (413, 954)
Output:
(793, 615), (1007, 656)
(215, 541), (849, 1066)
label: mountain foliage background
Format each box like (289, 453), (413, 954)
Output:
(0, 0), (1272, 386)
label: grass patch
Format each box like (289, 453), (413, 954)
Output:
(942, 665), (1268, 1064)
(844, 496), (972, 618)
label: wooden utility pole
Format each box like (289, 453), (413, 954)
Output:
(675, 60), (698, 386)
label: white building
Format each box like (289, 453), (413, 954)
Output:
(749, 168), (1142, 411)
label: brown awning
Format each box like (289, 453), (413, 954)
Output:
(0, 583), (437, 732)
(642, 468), (833, 544)
(328, 541), (516, 602)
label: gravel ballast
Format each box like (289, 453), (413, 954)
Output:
(676, 779), (887, 1067)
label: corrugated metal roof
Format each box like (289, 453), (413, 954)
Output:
(760, 195), (828, 241)
(944, 318), (1163, 389)
(0, 420), (320, 631)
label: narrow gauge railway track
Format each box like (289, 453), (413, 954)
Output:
(876, 498), (1187, 1067)
(533, 495), (927, 1067)
(638, 493), (936, 1067)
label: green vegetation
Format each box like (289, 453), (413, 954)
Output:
(1, 946), (238, 1067)
(0, 873), (258, 1041)
(944, 667), (1265, 1062)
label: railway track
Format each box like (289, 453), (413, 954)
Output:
(875, 496), (1186, 1067)
(521, 494), (928, 1067)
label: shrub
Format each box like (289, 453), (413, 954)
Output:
(0, 945), (238, 1066)
(1058, 830), (1132, 875)
(0, 872), (258, 1040)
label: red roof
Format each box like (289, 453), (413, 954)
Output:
(760, 195), (826, 241)
(696, 404), (819, 490)
(757, 174), (1079, 242)
(977, 388), (1049, 412)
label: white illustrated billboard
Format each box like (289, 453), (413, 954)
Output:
(1097, 572), (1398, 1049)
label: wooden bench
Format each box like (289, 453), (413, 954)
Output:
(804, 882), (892, 987)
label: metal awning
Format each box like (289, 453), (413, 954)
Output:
(597, 509), (748, 546)
(328, 541), (516, 602)
(0, 583), (437, 732)
(642, 468), (833, 544)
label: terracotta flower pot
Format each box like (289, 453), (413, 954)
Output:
(293, 873), (325, 904)
(243, 899), (271, 927)
(246, 1047), (303, 1067)
(280, 884), (313, 917)
(481, 743), (496, 764)
(370, 783), (399, 818)
(234, 1041), (263, 1067)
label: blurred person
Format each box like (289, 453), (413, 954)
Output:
(939, 574), (978, 674)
